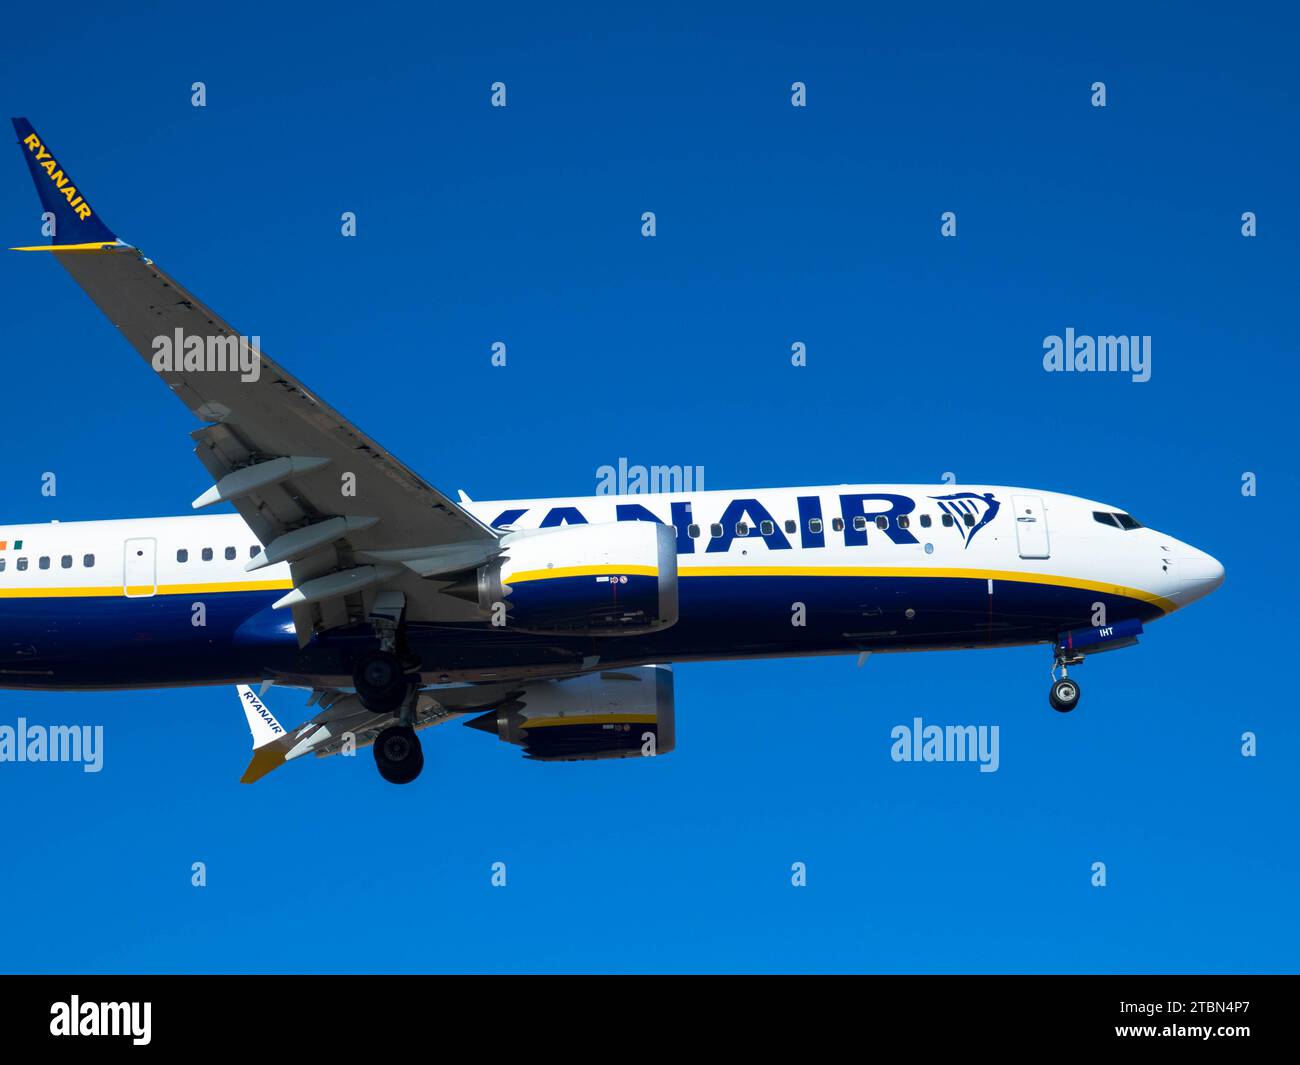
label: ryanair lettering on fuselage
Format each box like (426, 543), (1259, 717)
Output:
(491, 492), (999, 554)
(20, 133), (95, 221)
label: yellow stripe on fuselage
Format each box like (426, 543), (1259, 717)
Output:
(0, 567), (1174, 614)
(0, 579), (293, 599)
(508, 564), (658, 583)
(677, 565), (1176, 614)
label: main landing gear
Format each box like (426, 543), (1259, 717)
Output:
(374, 722), (424, 785)
(353, 591), (425, 783)
(362, 672), (425, 785)
(355, 652), (425, 783)
(1049, 652), (1082, 713)
(353, 649), (410, 715)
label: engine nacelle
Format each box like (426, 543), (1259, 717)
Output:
(465, 664), (676, 761)
(447, 521), (679, 635)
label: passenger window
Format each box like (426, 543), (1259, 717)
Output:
(710, 523), (722, 538)
(809, 518), (823, 534)
(832, 517), (844, 532)
(875, 516), (889, 530)
(963, 513), (975, 527)
(784, 520), (796, 534)
(687, 524), (700, 538)
(735, 522), (750, 537)
(852, 516), (867, 532)
(941, 514), (954, 527)
(919, 515), (931, 528)
(17, 558), (28, 571)
(202, 548), (214, 561)
(898, 515), (911, 529)
(760, 520), (774, 536)
(61, 555), (72, 569)
(177, 549), (188, 563)
(250, 545), (261, 557)
(39, 556), (50, 570)
(225, 547), (236, 561)
(83, 554), (95, 568)
(0, 559), (5, 572)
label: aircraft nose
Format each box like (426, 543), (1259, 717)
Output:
(1175, 548), (1224, 604)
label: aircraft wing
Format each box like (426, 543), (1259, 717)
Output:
(10, 118), (500, 643)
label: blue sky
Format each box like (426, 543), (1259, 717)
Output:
(0, 2), (1295, 972)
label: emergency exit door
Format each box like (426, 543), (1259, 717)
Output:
(123, 537), (158, 598)
(1011, 496), (1050, 559)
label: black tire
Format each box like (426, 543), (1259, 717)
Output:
(374, 725), (424, 784)
(353, 650), (409, 714)
(1049, 677), (1080, 713)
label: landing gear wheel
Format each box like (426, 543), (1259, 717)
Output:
(374, 725), (424, 784)
(354, 650), (409, 714)
(1049, 676), (1080, 713)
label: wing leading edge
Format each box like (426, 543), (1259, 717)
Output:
(10, 118), (500, 645)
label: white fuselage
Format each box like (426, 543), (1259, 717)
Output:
(0, 484), (1223, 690)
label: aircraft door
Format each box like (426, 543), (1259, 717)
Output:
(1011, 495), (1050, 559)
(123, 537), (158, 598)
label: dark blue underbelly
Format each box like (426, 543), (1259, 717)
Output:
(0, 576), (1164, 689)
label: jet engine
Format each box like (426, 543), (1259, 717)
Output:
(444, 521), (679, 635)
(465, 664), (675, 761)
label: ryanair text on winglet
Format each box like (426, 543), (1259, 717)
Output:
(20, 132), (96, 222)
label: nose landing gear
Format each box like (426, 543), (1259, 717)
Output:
(1049, 675), (1080, 712)
(1049, 652), (1083, 712)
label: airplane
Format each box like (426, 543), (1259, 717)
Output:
(1, 119), (1224, 784)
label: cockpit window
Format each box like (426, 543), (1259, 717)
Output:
(1093, 510), (1143, 530)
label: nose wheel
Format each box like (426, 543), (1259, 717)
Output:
(1049, 652), (1083, 712)
(1049, 675), (1080, 712)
